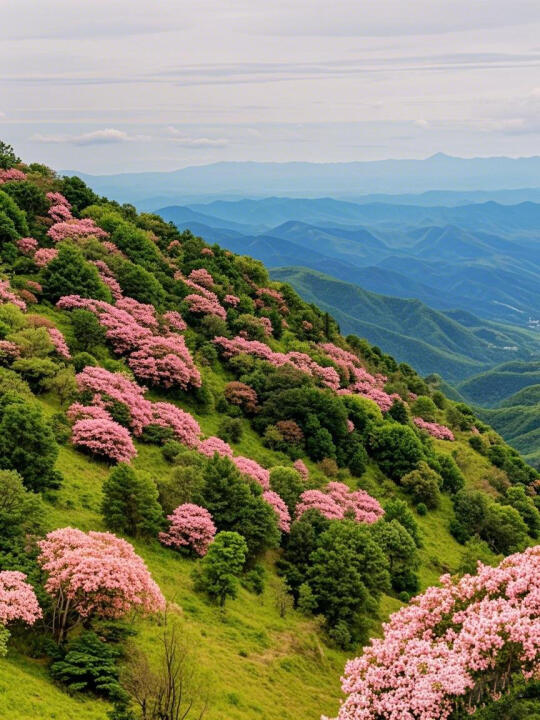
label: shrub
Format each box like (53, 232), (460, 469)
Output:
(218, 417), (243, 443)
(42, 243), (111, 303)
(401, 461), (442, 509)
(102, 464), (163, 537)
(159, 504), (216, 556)
(370, 424), (424, 481)
(192, 531), (248, 606)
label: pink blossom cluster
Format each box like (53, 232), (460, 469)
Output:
(167, 239), (181, 252)
(174, 271), (219, 302)
(37, 528), (165, 621)
(34, 247), (58, 267)
(296, 482), (383, 524)
(149, 402), (201, 448)
(293, 459), (309, 481)
(198, 436), (233, 458)
(91, 260), (123, 300)
(0, 168), (26, 184)
(414, 417), (455, 441)
(26, 280), (42, 293)
(330, 546), (540, 720)
(67, 403), (113, 423)
(259, 316), (273, 336)
(128, 335), (201, 390)
(201, 247), (214, 256)
(256, 287), (284, 304)
(188, 268), (214, 288)
(47, 327), (71, 360)
(184, 293), (227, 321)
(0, 571), (42, 627)
(214, 336), (340, 390)
(71, 417), (137, 463)
(224, 381), (258, 413)
(116, 297), (158, 331)
(162, 310), (187, 333)
(0, 340), (21, 361)
(17, 237), (38, 255)
(232, 455), (270, 490)
(0, 279), (26, 311)
(159, 504), (216, 556)
(47, 217), (109, 243)
(224, 294), (240, 306)
(102, 240), (124, 256)
(262, 490), (291, 533)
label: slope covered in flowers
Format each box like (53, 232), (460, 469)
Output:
(0, 149), (537, 720)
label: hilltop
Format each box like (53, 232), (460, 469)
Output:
(0, 145), (538, 720)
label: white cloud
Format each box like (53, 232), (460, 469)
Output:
(30, 128), (149, 145)
(414, 119), (430, 129)
(166, 126), (229, 147)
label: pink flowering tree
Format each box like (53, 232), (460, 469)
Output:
(184, 293), (227, 321)
(296, 483), (383, 524)
(34, 247), (58, 267)
(17, 237), (38, 255)
(128, 335), (201, 390)
(37, 528), (165, 642)
(188, 268), (214, 288)
(0, 279), (26, 311)
(414, 417), (455, 441)
(232, 456), (270, 490)
(293, 459), (309, 481)
(147, 402), (201, 448)
(262, 490), (291, 533)
(0, 571), (42, 655)
(159, 504), (216, 556)
(0, 168), (26, 184)
(198, 436), (233, 458)
(47, 327), (71, 360)
(328, 546), (540, 720)
(71, 417), (137, 463)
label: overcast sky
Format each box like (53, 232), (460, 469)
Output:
(2, 0), (540, 173)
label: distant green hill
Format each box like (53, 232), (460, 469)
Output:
(457, 361), (540, 407)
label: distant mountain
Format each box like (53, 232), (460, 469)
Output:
(65, 154), (540, 206)
(269, 267), (538, 382)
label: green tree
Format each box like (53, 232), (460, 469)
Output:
(193, 531), (247, 606)
(387, 400), (409, 425)
(278, 509), (331, 597)
(371, 519), (419, 592)
(457, 536), (501, 576)
(0, 399), (59, 491)
(370, 424), (424, 481)
(505, 485), (540, 537)
(102, 464), (163, 537)
(115, 262), (165, 307)
(269, 466), (305, 516)
(383, 499), (421, 546)
(70, 309), (106, 352)
(437, 453), (465, 494)
(307, 520), (390, 647)
(42, 243), (111, 303)
(451, 489), (489, 542)
(0, 141), (21, 169)
(412, 396), (437, 421)
(401, 461), (442, 509)
(0, 469), (44, 555)
(200, 456), (280, 558)
(482, 503), (528, 554)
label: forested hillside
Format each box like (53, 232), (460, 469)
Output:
(0, 144), (538, 720)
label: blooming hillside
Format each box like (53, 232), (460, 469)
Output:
(0, 144), (537, 720)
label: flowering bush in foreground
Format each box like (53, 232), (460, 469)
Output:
(71, 417), (137, 463)
(128, 335), (201, 390)
(47, 217), (109, 243)
(0, 168), (26, 183)
(37, 528), (165, 642)
(159, 503), (216, 556)
(328, 546), (540, 720)
(414, 417), (455, 441)
(0, 571), (42, 627)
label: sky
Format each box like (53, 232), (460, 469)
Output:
(2, 0), (540, 173)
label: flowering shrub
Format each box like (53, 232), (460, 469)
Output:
(116, 297), (158, 331)
(414, 417), (455, 441)
(91, 261), (123, 300)
(162, 310), (187, 333)
(276, 420), (304, 445)
(259, 316), (273, 336)
(47, 218), (109, 243)
(198, 436), (233, 458)
(224, 381), (258, 413)
(296, 483), (383, 524)
(159, 504), (216, 556)
(34, 247), (58, 267)
(232, 456), (270, 490)
(75, 366), (152, 435)
(148, 402), (201, 448)
(0, 279), (26, 311)
(293, 459), (309, 481)
(262, 490), (291, 533)
(184, 293), (227, 320)
(71, 417), (137, 463)
(67, 403), (113, 423)
(0, 168), (26, 184)
(188, 268), (214, 288)
(329, 546), (540, 720)
(201, 247), (213, 256)
(37, 528), (165, 641)
(0, 340), (20, 362)
(128, 335), (201, 390)
(48, 327), (71, 360)
(0, 571), (42, 628)
(214, 336), (340, 390)
(17, 237), (38, 255)
(224, 294), (240, 306)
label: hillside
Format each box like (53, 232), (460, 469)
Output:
(0, 150), (538, 720)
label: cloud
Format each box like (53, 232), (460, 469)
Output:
(414, 118), (430, 129)
(30, 128), (149, 145)
(166, 126), (229, 147)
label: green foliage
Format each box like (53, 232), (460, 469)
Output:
(401, 461), (442, 509)
(387, 400), (409, 425)
(12, 356), (59, 393)
(307, 520), (390, 647)
(269, 466), (305, 516)
(457, 536), (501, 576)
(70, 310), (106, 352)
(412, 396), (437, 421)
(217, 417), (243, 443)
(437, 453), (465, 494)
(193, 530), (248, 606)
(371, 519), (419, 593)
(115, 261), (165, 307)
(72, 351), (98, 373)
(383, 498), (421, 546)
(157, 462), (205, 515)
(42, 243), (111, 303)
(102, 464), (163, 537)
(451, 489), (489, 543)
(505, 485), (540, 536)
(0, 398), (59, 491)
(200, 456), (280, 558)
(482, 503), (528, 554)
(61, 176), (100, 213)
(279, 509), (331, 597)
(0, 141), (21, 169)
(50, 632), (125, 701)
(370, 424), (424, 481)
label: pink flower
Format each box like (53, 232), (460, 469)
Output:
(34, 247), (59, 267)
(159, 504), (216, 556)
(0, 280), (26, 311)
(128, 335), (201, 390)
(71, 417), (137, 463)
(198, 436), (233, 458)
(47, 217), (108, 243)
(414, 417), (455, 441)
(224, 294), (240, 306)
(188, 268), (214, 288)
(232, 456), (270, 490)
(148, 402), (201, 448)
(184, 293), (227, 320)
(0, 168), (26, 184)
(262, 490), (291, 533)
(0, 571), (42, 627)
(293, 459), (309, 481)
(17, 237), (38, 255)
(162, 310), (187, 333)
(48, 327), (71, 360)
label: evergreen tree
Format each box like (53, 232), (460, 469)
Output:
(42, 243), (111, 303)
(193, 531), (247, 606)
(102, 464), (163, 537)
